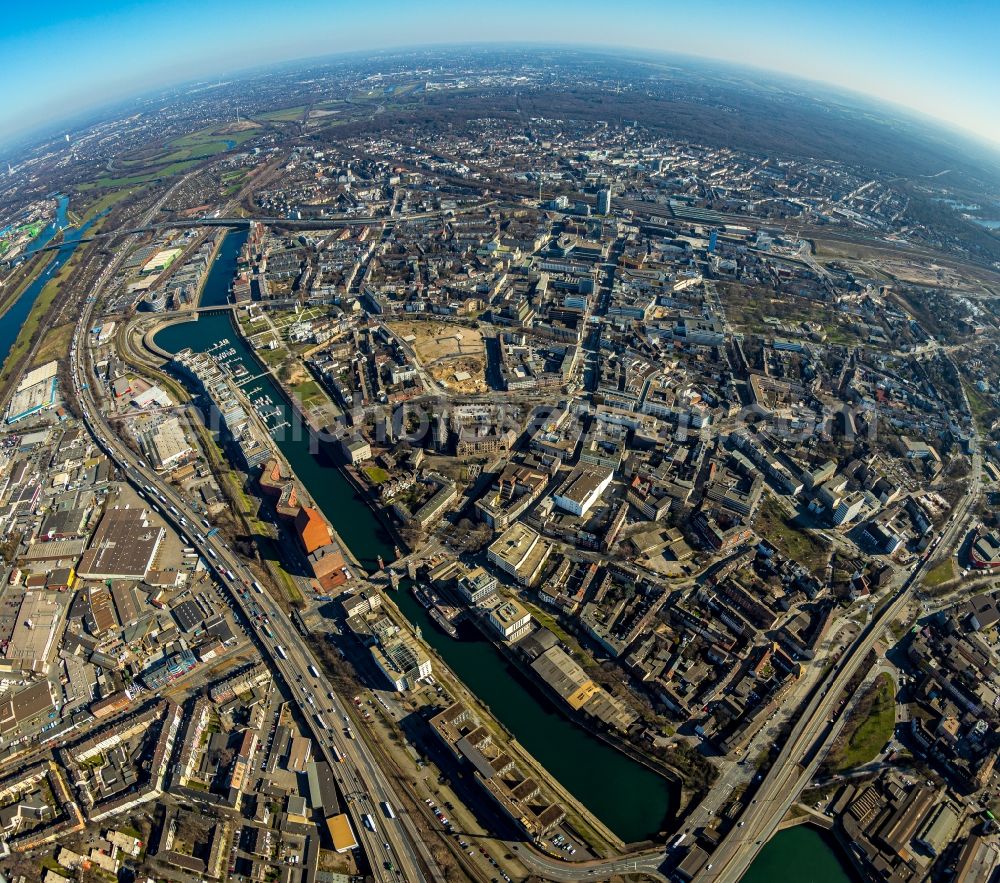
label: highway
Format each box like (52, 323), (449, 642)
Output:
(697, 448), (983, 883)
(15, 201), (499, 260)
(67, 231), (441, 882)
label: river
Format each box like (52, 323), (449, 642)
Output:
(20, 193), (71, 260)
(153, 229), (676, 843)
(0, 197), (97, 375)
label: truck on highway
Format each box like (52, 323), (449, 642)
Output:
(672, 833), (687, 849)
(275, 645), (287, 659)
(314, 714), (327, 730)
(252, 580), (263, 594)
(207, 527), (220, 537)
(381, 801), (396, 820)
(363, 814), (377, 833)
(308, 665), (320, 678)
(332, 747), (344, 763)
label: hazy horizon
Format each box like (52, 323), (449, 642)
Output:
(4, 0), (999, 153)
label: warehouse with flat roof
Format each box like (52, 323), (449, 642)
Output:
(551, 465), (613, 517)
(1, 591), (67, 675)
(325, 813), (357, 853)
(142, 417), (192, 471)
(5, 361), (59, 424)
(77, 506), (164, 580)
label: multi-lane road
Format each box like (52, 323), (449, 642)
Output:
(698, 450), (983, 883)
(68, 241), (440, 883)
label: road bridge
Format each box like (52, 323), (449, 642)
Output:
(67, 181), (443, 883)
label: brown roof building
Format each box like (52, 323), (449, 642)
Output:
(295, 507), (332, 555)
(77, 507), (164, 581)
(310, 546), (348, 593)
(0, 680), (57, 740)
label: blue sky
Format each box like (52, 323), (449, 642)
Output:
(4, 0), (999, 146)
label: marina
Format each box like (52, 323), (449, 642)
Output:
(153, 229), (677, 844)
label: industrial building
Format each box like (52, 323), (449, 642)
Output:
(77, 506), (165, 580)
(5, 361), (59, 424)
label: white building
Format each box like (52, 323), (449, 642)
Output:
(485, 596), (532, 642)
(487, 522), (552, 586)
(833, 492), (866, 526)
(551, 465), (613, 517)
(371, 636), (432, 691)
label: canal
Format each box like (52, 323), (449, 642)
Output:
(199, 229), (248, 308)
(0, 197), (97, 374)
(153, 230), (677, 843)
(741, 825), (855, 883)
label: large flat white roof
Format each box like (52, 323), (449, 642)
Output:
(16, 360), (58, 393)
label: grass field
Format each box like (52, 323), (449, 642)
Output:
(120, 124), (260, 169)
(80, 123), (261, 190)
(79, 159), (205, 190)
(257, 105), (306, 121)
(754, 496), (830, 573)
(721, 283), (868, 346)
(363, 465), (390, 485)
(922, 557), (958, 589)
(830, 673), (896, 771)
(964, 380), (998, 436)
(79, 185), (140, 222)
(291, 378), (325, 410)
(32, 323), (74, 368)
(221, 169), (248, 196)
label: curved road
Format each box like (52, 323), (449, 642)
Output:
(68, 221), (442, 883)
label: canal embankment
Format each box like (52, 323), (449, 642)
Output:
(148, 229), (678, 845)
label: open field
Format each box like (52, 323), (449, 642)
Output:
(79, 185), (140, 222)
(754, 496), (831, 574)
(363, 465), (390, 485)
(811, 235), (1000, 290)
(257, 105), (306, 121)
(80, 160), (204, 190)
(32, 323), (74, 368)
(922, 557), (958, 590)
(290, 377), (326, 410)
(120, 123), (260, 169)
(386, 318), (487, 392)
(720, 282), (868, 346)
(81, 123), (260, 190)
(964, 380), (999, 437)
(828, 673), (896, 771)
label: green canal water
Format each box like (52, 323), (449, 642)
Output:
(153, 230), (677, 843)
(0, 211), (851, 868)
(741, 826), (855, 883)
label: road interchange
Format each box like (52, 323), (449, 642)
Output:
(68, 232), (440, 883)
